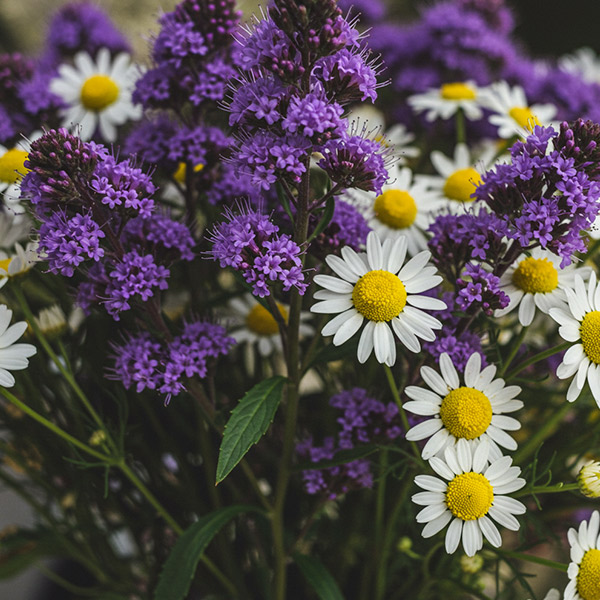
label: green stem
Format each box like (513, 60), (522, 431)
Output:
(373, 450), (388, 600)
(505, 341), (572, 380)
(36, 564), (110, 597)
(586, 236), (600, 260)
(498, 326), (528, 377)
(455, 108), (466, 145)
(0, 388), (111, 462)
(384, 365), (426, 468)
(514, 482), (579, 498)
(13, 285), (117, 453)
(498, 550), (568, 572)
(513, 401), (572, 464)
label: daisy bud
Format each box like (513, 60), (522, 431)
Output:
(460, 554), (484, 574)
(578, 460), (600, 498)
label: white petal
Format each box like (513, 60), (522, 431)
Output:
(314, 274), (354, 294)
(484, 456), (512, 482)
(464, 353), (482, 388)
(391, 317), (421, 353)
(416, 503), (448, 523)
(462, 519), (482, 557)
(326, 254), (360, 283)
(439, 353), (460, 389)
(430, 457), (455, 480)
(472, 440), (489, 473)
(422, 429), (450, 459)
(492, 496), (526, 515)
(403, 401), (440, 416)
(332, 312), (364, 346)
(488, 506), (520, 530)
(422, 511), (452, 538)
(373, 322), (394, 364)
(404, 386), (442, 405)
(518, 293), (536, 326)
(445, 518), (463, 554)
(455, 439), (472, 473)
(412, 491), (446, 506)
(357, 320), (375, 363)
(340, 246), (368, 278)
(415, 474), (448, 492)
(385, 235), (408, 274)
(398, 251), (432, 282)
(405, 419), (443, 441)
(478, 515), (502, 547)
(0, 321), (27, 348)
(420, 365), (450, 396)
(321, 308), (360, 337)
(490, 415), (521, 431)
(366, 231), (383, 270)
(311, 298), (353, 314)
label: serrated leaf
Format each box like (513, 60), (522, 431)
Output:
(294, 553), (344, 600)
(216, 376), (286, 483)
(154, 505), (257, 600)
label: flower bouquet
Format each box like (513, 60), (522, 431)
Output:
(1, 0), (600, 599)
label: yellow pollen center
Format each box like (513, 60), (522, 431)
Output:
(577, 548), (600, 600)
(173, 162), (205, 184)
(509, 106), (541, 131)
(245, 302), (288, 336)
(446, 472), (494, 520)
(0, 258), (11, 272)
(443, 168), (481, 203)
(581, 311), (600, 365)
(0, 149), (29, 184)
(511, 257), (559, 294)
(440, 82), (477, 101)
(352, 270), (407, 322)
(80, 75), (119, 111)
(373, 189), (418, 229)
(440, 387), (492, 439)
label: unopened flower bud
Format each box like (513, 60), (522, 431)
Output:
(578, 460), (600, 498)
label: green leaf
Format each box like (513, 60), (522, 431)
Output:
(216, 376), (286, 484)
(154, 505), (256, 600)
(294, 553), (345, 600)
(307, 196), (335, 244)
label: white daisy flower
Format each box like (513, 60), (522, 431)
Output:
(0, 212), (31, 249)
(413, 439), (526, 557)
(416, 143), (495, 212)
(559, 47), (600, 85)
(311, 231), (446, 366)
(549, 272), (600, 406)
(479, 81), (557, 139)
(0, 304), (37, 387)
(495, 248), (591, 327)
(347, 164), (445, 255)
(0, 132), (42, 212)
(408, 81), (483, 122)
(404, 352), (522, 460)
(34, 305), (68, 338)
(0, 242), (38, 290)
(229, 294), (313, 357)
(565, 510), (600, 600)
(50, 48), (142, 142)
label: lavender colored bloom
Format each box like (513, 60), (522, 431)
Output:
(110, 332), (163, 393)
(456, 263), (509, 316)
(228, 76), (287, 128)
(124, 116), (178, 166)
(319, 134), (389, 195)
(206, 204), (306, 297)
(39, 2), (130, 69)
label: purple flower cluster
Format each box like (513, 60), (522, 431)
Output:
(110, 321), (234, 401)
(39, 2), (130, 69)
(475, 122), (600, 266)
(133, 0), (240, 112)
(22, 128), (195, 319)
(227, 0), (387, 194)
(297, 388), (403, 499)
(206, 205), (306, 297)
(456, 263), (509, 316)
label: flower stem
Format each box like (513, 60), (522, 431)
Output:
(455, 108), (466, 145)
(505, 341), (572, 380)
(498, 325), (528, 377)
(384, 365), (426, 468)
(514, 482), (579, 498)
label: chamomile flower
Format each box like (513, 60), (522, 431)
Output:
(50, 48), (142, 142)
(0, 305), (37, 388)
(479, 81), (556, 139)
(404, 352), (522, 460)
(229, 294), (313, 357)
(408, 81), (483, 122)
(559, 47), (600, 84)
(311, 231), (445, 366)
(348, 164), (445, 255)
(0, 242), (38, 290)
(565, 510), (600, 600)
(578, 460), (600, 498)
(417, 143), (494, 212)
(413, 439), (526, 557)
(0, 212), (31, 249)
(0, 132), (41, 212)
(550, 272), (600, 406)
(495, 248), (590, 327)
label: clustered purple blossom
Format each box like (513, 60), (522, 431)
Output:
(206, 205), (306, 297)
(475, 122), (600, 266)
(310, 199), (370, 254)
(22, 128), (195, 319)
(110, 321), (234, 402)
(456, 264), (509, 316)
(297, 388), (403, 499)
(227, 0), (388, 194)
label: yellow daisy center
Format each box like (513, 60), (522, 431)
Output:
(581, 311), (600, 365)
(440, 82), (477, 101)
(245, 302), (288, 336)
(446, 472), (494, 520)
(440, 387), (492, 440)
(373, 189), (418, 229)
(352, 270), (407, 322)
(443, 168), (481, 203)
(80, 75), (120, 111)
(173, 162), (205, 184)
(577, 548), (600, 600)
(0, 149), (29, 184)
(0, 258), (11, 272)
(511, 257), (559, 294)
(508, 106), (541, 132)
